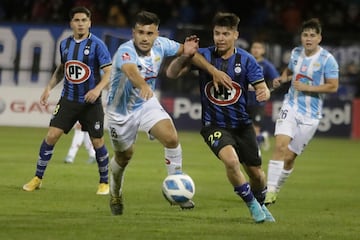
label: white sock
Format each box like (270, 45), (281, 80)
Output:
(165, 144), (182, 175)
(83, 132), (96, 158)
(109, 157), (125, 197)
(267, 160), (284, 192)
(276, 168), (293, 192)
(67, 128), (85, 158)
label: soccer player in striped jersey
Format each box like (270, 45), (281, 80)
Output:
(23, 6), (112, 195)
(107, 11), (231, 215)
(167, 12), (275, 223)
(265, 18), (339, 205)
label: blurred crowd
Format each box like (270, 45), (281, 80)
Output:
(1, 0), (359, 98)
(0, 0), (359, 32)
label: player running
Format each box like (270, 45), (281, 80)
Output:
(265, 18), (339, 205)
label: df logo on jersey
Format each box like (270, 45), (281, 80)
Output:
(205, 81), (242, 106)
(65, 60), (91, 84)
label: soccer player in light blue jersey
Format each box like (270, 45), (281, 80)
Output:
(107, 10), (232, 215)
(265, 18), (339, 205)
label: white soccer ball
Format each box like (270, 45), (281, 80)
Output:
(162, 173), (195, 204)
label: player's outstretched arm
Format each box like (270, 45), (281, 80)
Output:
(166, 35), (199, 79)
(123, 63), (153, 100)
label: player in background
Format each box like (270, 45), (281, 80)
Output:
(248, 41), (280, 152)
(107, 10), (232, 216)
(167, 12), (275, 223)
(23, 6), (112, 195)
(265, 18), (339, 205)
(64, 122), (96, 164)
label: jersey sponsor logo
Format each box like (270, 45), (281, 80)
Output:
(65, 60), (91, 84)
(295, 73), (312, 85)
(312, 62), (321, 71)
(122, 52), (131, 61)
(205, 81), (242, 106)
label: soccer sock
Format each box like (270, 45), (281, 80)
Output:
(95, 145), (109, 184)
(234, 183), (255, 204)
(276, 168), (293, 192)
(67, 128), (84, 158)
(165, 144), (182, 175)
(35, 140), (54, 178)
(267, 160), (284, 192)
(252, 187), (267, 206)
(109, 157), (125, 197)
(83, 132), (96, 158)
(256, 135), (264, 145)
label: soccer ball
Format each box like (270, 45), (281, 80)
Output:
(162, 173), (195, 204)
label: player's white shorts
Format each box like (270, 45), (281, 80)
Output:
(107, 96), (172, 152)
(275, 102), (320, 155)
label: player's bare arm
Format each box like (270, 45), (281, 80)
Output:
(273, 68), (292, 89)
(254, 81), (271, 102)
(191, 53), (233, 91)
(40, 63), (65, 106)
(122, 63), (153, 100)
(293, 77), (338, 93)
(166, 35), (199, 79)
(85, 65), (112, 103)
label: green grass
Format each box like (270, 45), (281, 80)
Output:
(0, 126), (359, 240)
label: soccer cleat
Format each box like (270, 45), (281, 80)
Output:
(96, 183), (109, 195)
(64, 156), (74, 164)
(23, 176), (42, 191)
(179, 200), (195, 210)
(110, 195), (124, 215)
(87, 156), (96, 164)
(246, 199), (266, 223)
(264, 191), (278, 205)
(261, 204), (276, 222)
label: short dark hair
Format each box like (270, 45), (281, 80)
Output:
(212, 12), (240, 30)
(134, 11), (160, 27)
(301, 18), (322, 34)
(69, 6), (91, 20)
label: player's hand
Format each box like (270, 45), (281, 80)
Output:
(212, 69), (233, 91)
(293, 80), (308, 91)
(85, 88), (101, 103)
(40, 88), (51, 106)
(256, 88), (270, 102)
(139, 84), (153, 100)
(272, 77), (282, 89)
(183, 35), (199, 57)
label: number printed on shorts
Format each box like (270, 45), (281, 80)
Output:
(279, 109), (288, 119)
(208, 131), (222, 146)
(53, 104), (60, 115)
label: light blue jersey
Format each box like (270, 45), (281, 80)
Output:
(107, 36), (180, 116)
(285, 46), (339, 119)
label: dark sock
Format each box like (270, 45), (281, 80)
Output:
(234, 183), (255, 203)
(95, 145), (109, 183)
(35, 140), (54, 178)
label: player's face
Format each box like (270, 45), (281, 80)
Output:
(132, 24), (159, 55)
(70, 13), (91, 39)
(213, 26), (238, 57)
(301, 28), (322, 56)
(250, 42), (265, 60)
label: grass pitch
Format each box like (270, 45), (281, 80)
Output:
(0, 126), (359, 240)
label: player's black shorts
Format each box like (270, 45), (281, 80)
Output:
(200, 124), (261, 166)
(247, 104), (265, 126)
(50, 97), (104, 138)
